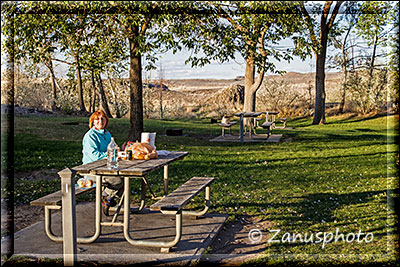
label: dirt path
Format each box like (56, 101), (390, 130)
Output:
(202, 216), (272, 265)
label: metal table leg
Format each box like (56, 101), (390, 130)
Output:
(58, 168), (77, 266)
(123, 177), (182, 252)
(240, 114), (244, 143)
(46, 175), (102, 244)
(164, 165), (169, 196)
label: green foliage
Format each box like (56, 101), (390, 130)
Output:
(11, 113), (399, 263)
(173, 1), (304, 72)
(356, 1), (393, 48)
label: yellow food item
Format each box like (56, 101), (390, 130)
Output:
(78, 179), (94, 188)
(78, 180), (85, 187)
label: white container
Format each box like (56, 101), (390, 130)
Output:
(141, 132), (156, 149)
(222, 116), (230, 124)
(107, 137), (118, 169)
(141, 132), (150, 143)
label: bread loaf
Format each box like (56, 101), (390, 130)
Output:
(125, 141), (157, 160)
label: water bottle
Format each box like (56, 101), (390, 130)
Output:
(107, 137), (118, 169)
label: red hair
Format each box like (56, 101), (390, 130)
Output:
(88, 110), (109, 129)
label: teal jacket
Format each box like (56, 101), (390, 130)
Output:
(82, 127), (112, 164)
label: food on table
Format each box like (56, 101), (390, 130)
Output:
(77, 178), (94, 188)
(124, 141), (157, 160)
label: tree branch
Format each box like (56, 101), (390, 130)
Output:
(327, 1), (344, 30)
(140, 14), (153, 35)
(51, 57), (74, 66)
(250, 27), (268, 93)
(217, 4), (243, 33)
(300, 2), (319, 55)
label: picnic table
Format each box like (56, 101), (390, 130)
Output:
(55, 151), (200, 265)
(233, 112), (263, 142)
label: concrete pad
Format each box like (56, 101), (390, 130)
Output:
(8, 202), (228, 265)
(210, 133), (282, 143)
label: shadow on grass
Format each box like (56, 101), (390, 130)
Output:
(324, 112), (397, 125)
(221, 190), (390, 226)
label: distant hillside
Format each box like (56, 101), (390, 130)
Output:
(10, 71), (344, 119)
(145, 72), (344, 118)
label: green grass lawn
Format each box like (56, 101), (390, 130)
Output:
(9, 113), (399, 264)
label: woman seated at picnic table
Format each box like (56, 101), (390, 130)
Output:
(82, 109), (123, 216)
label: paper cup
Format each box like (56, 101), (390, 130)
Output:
(141, 132), (156, 149)
(141, 132), (151, 143)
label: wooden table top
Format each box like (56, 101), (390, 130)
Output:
(233, 112), (263, 117)
(72, 151), (189, 176)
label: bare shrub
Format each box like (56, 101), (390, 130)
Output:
(257, 78), (312, 117)
(199, 84), (244, 117)
(346, 69), (389, 114)
(15, 73), (52, 110)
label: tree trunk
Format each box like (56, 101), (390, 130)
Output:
(338, 44), (348, 114)
(312, 14), (330, 125)
(243, 56), (264, 112)
(1, 13), (14, 258)
(243, 58), (255, 112)
(243, 55), (265, 130)
(338, 24), (353, 114)
(303, 1), (342, 125)
(366, 34), (379, 112)
(108, 78), (122, 118)
(313, 54), (326, 124)
(75, 56), (86, 112)
(45, 59), (57, 111)
(96, 73), (113, 118)
(128, 31), (144, 141)
(338, 71), (347, 114)
(90, 69), (97, 113)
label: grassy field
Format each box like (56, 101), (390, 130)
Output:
(8, 113), (400, 264)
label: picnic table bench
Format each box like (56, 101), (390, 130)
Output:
(279, 117), (287, 128)
(257, 110), (287, 135)
(30, 178), (102, 243)
(30, 186), (95, 208)
(149, 176), (215, 252)
(260, 121), (274, 137)
(217, 121), (237, 137)
(265, 111), (287, 129)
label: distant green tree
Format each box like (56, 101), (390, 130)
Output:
(78, 14), (128, 118)
(8, 2), (97, 113)
(10, 6), (60, 110)
(328, 2), (359, 113)
(174, 1), (304, 113)
(389, 2), (399, 112)
(299, 1), (344, 124)
(3, 1), (190, 140)
(351, 1), (395, 113)
(107, 1), (186, 140)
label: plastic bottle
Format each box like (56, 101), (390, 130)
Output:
(107, 137), (118, 169)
